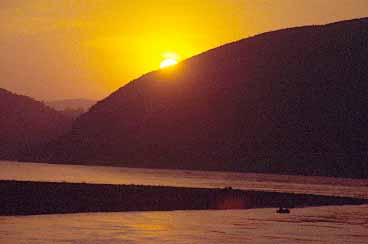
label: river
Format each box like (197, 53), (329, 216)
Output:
(1, 161), (367, 243)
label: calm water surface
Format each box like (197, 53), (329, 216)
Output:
(1, 205), (368, 244)
(1, 161), (368, 243)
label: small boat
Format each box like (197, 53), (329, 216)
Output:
(276, 207), (290, 214)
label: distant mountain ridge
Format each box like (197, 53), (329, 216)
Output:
(46, 98), (96, 111)
(46, 99), (96, 119)
(30, 17), (368, 178)
(0, 88), (72, 160)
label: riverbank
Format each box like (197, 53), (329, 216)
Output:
(1, 180), (367, 216)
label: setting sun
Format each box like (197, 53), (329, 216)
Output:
(160, 58), (178, 69)
(1, 1), (368, 243)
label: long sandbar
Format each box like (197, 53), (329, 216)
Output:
(0, 180), (366, 216)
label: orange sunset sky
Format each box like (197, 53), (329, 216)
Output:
(1, 0), (367, 101)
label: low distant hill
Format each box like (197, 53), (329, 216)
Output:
(46, 99), (96, 119)
(32, 18), (368, 178)
(47, 98), (96, 111)
(0, 88), (72, 160)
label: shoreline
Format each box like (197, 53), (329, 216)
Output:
(16, 159), (368, 180)
(1, 180), (367, 216)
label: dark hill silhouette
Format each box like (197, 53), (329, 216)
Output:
(32, 18), (368, 178)
(0, 88), (72, 160)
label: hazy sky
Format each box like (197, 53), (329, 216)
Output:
(1, 0), (367, 101)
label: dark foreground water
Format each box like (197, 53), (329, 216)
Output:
(1, 161), (368, 243)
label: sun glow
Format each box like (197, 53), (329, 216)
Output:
(160, 52), (179, 69)
(160, 58), (178, 69)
